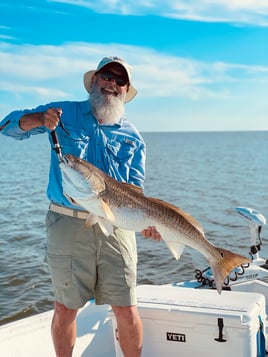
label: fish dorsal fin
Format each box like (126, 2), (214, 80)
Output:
(120, 183), (145, 195)
(165, 241), (185, 261)
(148, 197), (204, 235)
(76, 197), (115, 222)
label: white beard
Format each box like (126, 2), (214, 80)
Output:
(89, 83), (126, 125)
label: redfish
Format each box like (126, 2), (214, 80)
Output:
(60, 154), (250, 294)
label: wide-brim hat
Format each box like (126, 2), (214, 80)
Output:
(83, 56), (137, 103)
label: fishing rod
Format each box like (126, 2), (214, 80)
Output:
(50, 110), (69, 163)
(51, 129), (63, 162)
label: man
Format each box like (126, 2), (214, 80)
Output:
(0, 56), (161, 357)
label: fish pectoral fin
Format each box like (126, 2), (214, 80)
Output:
(100, 199), (115, 222)
(85, 214), (98, 228)
(81, 197), (115, 222)
(97, 218), (114, 236)
(84, 214), (114, 236)
(165, 241), (185, 261)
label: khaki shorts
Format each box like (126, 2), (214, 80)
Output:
(46, 211), (137, 309)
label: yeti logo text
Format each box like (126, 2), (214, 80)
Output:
(166, 332), (186, 342)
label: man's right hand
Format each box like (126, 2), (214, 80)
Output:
(41, 108), (62, 130)
(19, 107), (62, 131)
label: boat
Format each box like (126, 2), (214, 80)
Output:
(0, 206), (267, 356)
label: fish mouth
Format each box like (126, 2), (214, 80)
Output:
(63, 154), (79, 166)
(62, 154), (70, 165)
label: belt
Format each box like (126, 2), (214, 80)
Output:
(49, 203), (89, 220)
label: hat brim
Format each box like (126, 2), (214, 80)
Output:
(83, 70), (137, 103)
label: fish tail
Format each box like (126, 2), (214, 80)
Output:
(210, 247), (251, 294)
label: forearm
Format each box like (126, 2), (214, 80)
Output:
(0, 109), (44, 139)
(20, 107), (61, 131)
(19, 112), (44, 131)
(0, 105), (61, 139)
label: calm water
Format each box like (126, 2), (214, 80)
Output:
(0, 131), (268, 325)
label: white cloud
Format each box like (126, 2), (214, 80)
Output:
(0, 40), (267, 131)
(50, 0), (268, 26)
(0, 34), (16, 40)
(0, 41), (267, 104)
(0, 81), (68, 98)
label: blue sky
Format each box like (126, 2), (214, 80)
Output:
(0, 0), (268, 132)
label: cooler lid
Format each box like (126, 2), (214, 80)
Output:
(137, 285), (265, 320)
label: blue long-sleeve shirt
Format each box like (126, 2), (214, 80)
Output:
(0, 100), (146, 209)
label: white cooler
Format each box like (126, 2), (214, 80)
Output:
(110, 285), (266, 357)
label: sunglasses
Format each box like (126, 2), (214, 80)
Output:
(98, 70), (129, 87)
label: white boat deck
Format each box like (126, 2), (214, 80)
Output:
(1, 281), (268, 357)
(0, 301), (115, 357)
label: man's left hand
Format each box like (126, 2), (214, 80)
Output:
(141, 226), (162, 241)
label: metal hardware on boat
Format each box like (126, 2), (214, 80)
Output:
(195, 267), (214, 288)
(214, 318), (227, 343)
(194, 262), (250, 288)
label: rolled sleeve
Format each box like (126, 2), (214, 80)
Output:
(129, 141), (146, 188)
(0, 109), (47, 140)
(0, 111), (27, 139)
